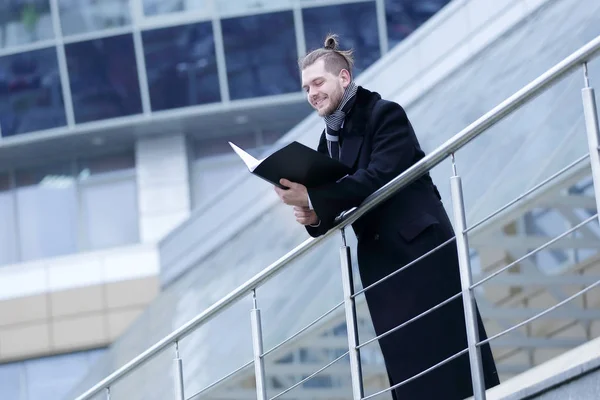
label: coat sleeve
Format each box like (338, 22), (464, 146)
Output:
(305, 133), (333, 238)
(307, 101), (418, 232)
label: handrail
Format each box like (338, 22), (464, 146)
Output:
(74, 34), (600, 400)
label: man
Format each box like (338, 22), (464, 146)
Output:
(274, 34), (500, 399)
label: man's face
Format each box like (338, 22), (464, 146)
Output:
(301, 59), (350, 117)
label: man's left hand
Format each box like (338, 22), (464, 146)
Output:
(274, 179), (309, 208)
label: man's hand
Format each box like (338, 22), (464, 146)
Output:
(274, 179), (309, 208)
(294, 206), (319, 226)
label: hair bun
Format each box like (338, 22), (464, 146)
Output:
(324, 34), (339, 50)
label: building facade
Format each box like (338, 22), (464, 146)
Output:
(0, 0), (451, 399)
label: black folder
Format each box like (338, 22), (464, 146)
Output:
(229, 141), (352, 189)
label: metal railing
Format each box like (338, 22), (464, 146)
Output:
(74, 34), (600, 400)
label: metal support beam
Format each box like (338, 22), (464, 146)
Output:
(339, 228), (364, 400)
(174, 342), (185, 400)
(582, 63), (600, 223)
(250, 291), (267, 400)
(450, 156), (487, 400)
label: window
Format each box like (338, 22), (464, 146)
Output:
(142, 22), (220, 111)
(222, 11), (299, 100)
(0, 47), (67, 137)
(0, 151), (138, 266)
(142, 0), (212, 18)
(0, 0), (54, 50)
(58, 0), (132, 36)
(385, 0), (451, 48)
(15, 162), (78, 261)
(65, 34), (142, 123)
(0, 348), (107, 400)
(302, 2), (380, 75)
(215, 0), (293, 17)
(78, 152), (138, 250)
(0, 172), (18, 265)
(0, 363), (21, 400)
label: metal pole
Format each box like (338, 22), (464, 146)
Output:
(339, 228), (365, 399)
(174, 342), (185, 400)
(450, 154), (487, 400)
(105, 387), (111, 400)
(250, 290), (268, 400)
(582, 63), (600, 221)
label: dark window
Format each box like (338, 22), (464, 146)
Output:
(222, 11), (299, 100)
(385, 0), (451, 48)
(65, 34), (142, 123)
(0, 172), (9, 191)
(0, 47), (66, 137)
(142, 22), (220, 111)
(78, 151), (135, 177)
(303, 2), (380, 75)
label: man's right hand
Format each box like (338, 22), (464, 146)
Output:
(293, 206), (319, 226)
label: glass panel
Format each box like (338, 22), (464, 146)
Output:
(222, 11), (298, 100)
(78, 151), (135, 178)
(58, 0), (132, 36)
(0, 190), (19, 266)
(65, 34), (142, 123)
(15, 162), (78, 261)
(0, 47), (66, 137)
(142, 22), (220, 111)
(26, 350), (103, 400)
(0, 0), (54, 50)
(142, 0), (212, 18)
(215, 0), (293, 17)
(80, 178), (138, 250)
(385, 0), (451, 48)
(302, 2), (379, 75)
(0, 363), (22, 400)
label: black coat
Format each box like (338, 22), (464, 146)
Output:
(306, 86), (500, 399)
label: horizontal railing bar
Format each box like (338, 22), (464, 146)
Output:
(352, 237), (456, 298)
(187, 360), (254, 400)
(471, 214), (598, 289)
(467, 153), (591, 233)
(269, 351), (350, 400)
(476, 273), (600, 286)
(478, 277), (600, 348)
(76, 34), (600, 400)
(262, 301), (345, 357)
(357, 292), (462, 350)
(362, 348), (469, 399)
(336, 35), (600, 230)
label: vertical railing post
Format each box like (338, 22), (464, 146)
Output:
(582, 63), (600, 221)
(450, 154), (487, 400)
(250, 290), (268, 400)
(339, 228), (364, 399)
(173, 342), (185, 400)
(105, 387), (111, 400)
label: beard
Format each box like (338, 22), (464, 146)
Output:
(319, 84), (344, 116)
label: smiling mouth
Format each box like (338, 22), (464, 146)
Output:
(314, 98), (326, 108)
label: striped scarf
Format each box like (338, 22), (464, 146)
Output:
(323, 81), (358, 160)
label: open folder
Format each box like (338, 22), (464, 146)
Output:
(229, 141), (352, 189)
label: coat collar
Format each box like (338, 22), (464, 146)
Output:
(337, 86), (380, 168)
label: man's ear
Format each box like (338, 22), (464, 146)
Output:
(339, 69), (351, 88)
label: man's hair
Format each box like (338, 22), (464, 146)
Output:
(299, 34), (354, 77)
